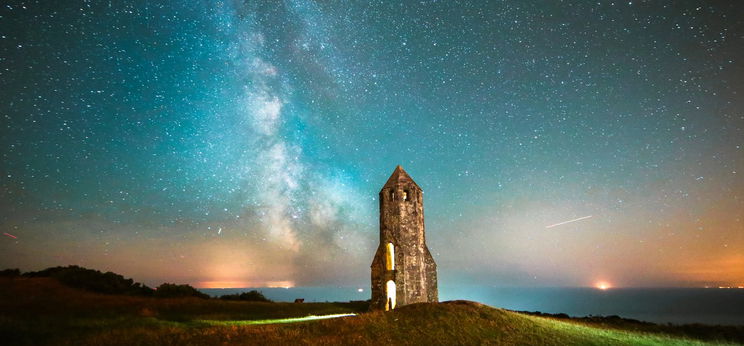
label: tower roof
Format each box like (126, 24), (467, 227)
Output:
(381, 165), (421, 191)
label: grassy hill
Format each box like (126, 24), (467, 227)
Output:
(2, 277), (742, 345)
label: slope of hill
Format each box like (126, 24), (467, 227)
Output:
(1, 277), (742, 345)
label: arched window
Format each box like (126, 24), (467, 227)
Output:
(403, 190), (410, 201)
(385, 243), (395, 271)
(385, 280), (396, 311)
(390, 190), (395, 200)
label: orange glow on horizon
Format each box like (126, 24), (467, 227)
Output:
(196, 280), (295, 289)
(595, 281), (611, 290)
(674, 255), (744, 285)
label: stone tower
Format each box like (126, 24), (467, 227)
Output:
(370, 165), (437, 310)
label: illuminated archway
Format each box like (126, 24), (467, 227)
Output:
(385, 280), (396, 311)
(385, 243), (395, 270)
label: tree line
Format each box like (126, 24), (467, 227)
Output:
(0, 266), (270, 301)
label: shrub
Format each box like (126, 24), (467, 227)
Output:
(0, 268), (21, 277)
(219, 290), (272, 302)
(154, 283), (209, 299)
(22, 265), (154, 296)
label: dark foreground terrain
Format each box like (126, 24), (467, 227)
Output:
(2, 277), (743, 345)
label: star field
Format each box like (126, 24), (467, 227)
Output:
(1, 0), (743, 288)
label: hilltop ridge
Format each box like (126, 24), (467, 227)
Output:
(2, 276), (744, 345)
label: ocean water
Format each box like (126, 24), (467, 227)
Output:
(200, 285), (744, 326)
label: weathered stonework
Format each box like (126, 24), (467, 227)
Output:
(371, 165), (437, 311)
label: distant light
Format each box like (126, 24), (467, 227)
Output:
(265, 281), (295, 289)
(595, 281), (611, 290)
(357, 288), (364, 292)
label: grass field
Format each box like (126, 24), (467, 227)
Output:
(2, 277), (743, 345)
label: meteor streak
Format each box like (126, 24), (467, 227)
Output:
(545, 215), (592, 229)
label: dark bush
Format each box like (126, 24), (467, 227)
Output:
(0, 268), (21, 277)
(219, 290), (272, 302)
(22, 265), (153, 296)
(154, 283), (209, 299)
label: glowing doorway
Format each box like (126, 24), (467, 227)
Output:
(385, 280), (396, 311)
(385, 243), (395, 270)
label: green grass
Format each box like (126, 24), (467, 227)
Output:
(2, 278), (742, 345)
(199, 313), (357, 326)
(524, 314), (718, 345)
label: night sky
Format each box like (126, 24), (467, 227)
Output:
(1, 1), (743, 289)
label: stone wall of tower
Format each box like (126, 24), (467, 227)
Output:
(370, 166), (437, 310)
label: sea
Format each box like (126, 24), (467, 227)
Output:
(199, 285), (744, 326)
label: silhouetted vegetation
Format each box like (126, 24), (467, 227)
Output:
(8, 266), (212, 299)
(0, 268), (20, 277)
(219, 290), (272, 302)
(154, 283), (209, 299)
(22, 265), (154, 296)
(3, 265), (274, 301)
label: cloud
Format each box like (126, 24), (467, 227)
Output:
(228, 15), (372, 285)
(256, 142), (303, 252)
(247, 90), (282, 136)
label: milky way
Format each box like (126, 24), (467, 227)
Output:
(1, 1), (743, 288)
